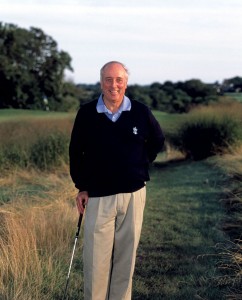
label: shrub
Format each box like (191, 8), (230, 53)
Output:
(173, 115), (241, 160)
(30, 132), (69, 170)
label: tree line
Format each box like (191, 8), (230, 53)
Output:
(1, 23), (242, 113)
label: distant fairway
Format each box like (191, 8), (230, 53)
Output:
(224, 92), (242, 102)
(0, 108), (74, 122)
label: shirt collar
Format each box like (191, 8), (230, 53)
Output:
(96, 94), (131, 114)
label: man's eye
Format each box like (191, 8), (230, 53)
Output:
(117, 78), (123, 83)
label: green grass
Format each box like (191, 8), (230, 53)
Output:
(0, 109), (184, 138)
(224, 92), (242, 103)
(0, 108), (73, 122)
(132, 159), (228, 299)
(0, 109), (183, 132)
(152, 110), (185, 134)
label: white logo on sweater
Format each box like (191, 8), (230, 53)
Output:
(133, 127), (138, 135)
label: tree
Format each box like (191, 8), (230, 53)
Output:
(221, 76), (242, 92)
(178, 79), (216, 99)
(170, 89), (192, 113)
(177, 79), (217, 108)
(126, 85), (152, 107)
(149, 82), (167, 110)
(0, 23), (73, 110)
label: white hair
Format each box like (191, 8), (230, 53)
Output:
(100, 61), (129, 81)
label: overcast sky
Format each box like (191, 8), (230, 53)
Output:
(0, 0), (242, 84)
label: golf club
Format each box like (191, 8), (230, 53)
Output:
(63, 212), (84, 300)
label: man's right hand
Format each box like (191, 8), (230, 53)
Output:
(76, 191), (88, 214)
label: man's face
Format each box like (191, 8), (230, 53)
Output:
(101, 63), (128, 105)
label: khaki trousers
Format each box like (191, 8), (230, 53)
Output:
(83, 187), (146, 300)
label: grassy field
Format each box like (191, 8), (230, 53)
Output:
(0, 153), (237, 299)
(0, 108), (241, 299)
(152, 111), (185, 134)
(0, 108), (73, 122)
(134, 159), (230, 300)
(224, 92), (242, 103)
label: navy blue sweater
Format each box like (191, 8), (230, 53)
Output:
(69, 99), (165, 197)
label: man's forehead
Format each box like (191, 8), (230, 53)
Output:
(104, 75), (124, 78)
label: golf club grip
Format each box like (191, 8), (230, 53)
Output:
(75, 213), (83, 237)
(75, 199), (85, 237)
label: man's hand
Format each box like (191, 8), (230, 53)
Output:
(76, 191), (88, 214)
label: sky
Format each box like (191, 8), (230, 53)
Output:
(0, 0), (242, 85)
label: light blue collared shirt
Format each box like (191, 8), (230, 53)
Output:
(96, 94), (131, 122)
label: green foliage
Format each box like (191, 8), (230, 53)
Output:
(0, 144), (29, 169)
(0, 22), (73, 110)
(0, 131), (69, 171)
(29, 132), (69, 170)
(221, 76), (242, 92)
(125, 79), (218, 113)
(126, 84), (153, 107)
(68, 78), (220, 114)
(173, 115), (241, 160)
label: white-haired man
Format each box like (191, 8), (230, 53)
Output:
(69, 61), (165, 299)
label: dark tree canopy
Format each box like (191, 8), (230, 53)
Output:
(0, 23), (73, 110)
(126, 79), (218, 113)
(221, 76), (242, 92)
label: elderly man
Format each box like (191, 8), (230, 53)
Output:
(69, 61), (165, 299)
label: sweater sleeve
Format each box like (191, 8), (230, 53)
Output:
(69, 107), (88, 191)
(146, 108), (165, 162)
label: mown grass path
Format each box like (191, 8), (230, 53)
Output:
(133, 159), (228, 300)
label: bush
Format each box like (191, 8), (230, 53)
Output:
(30, 132), (69, 170)
(173, 115), (241, 160)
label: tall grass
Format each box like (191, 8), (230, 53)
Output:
(0, 170), (80, 300)
(169, 101), (242, 160)
(0, 118), (73, 170)
(0, 159), (229, 300)
(212, 145), (242, 299)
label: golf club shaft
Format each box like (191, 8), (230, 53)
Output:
(63, 213), (83, 300)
